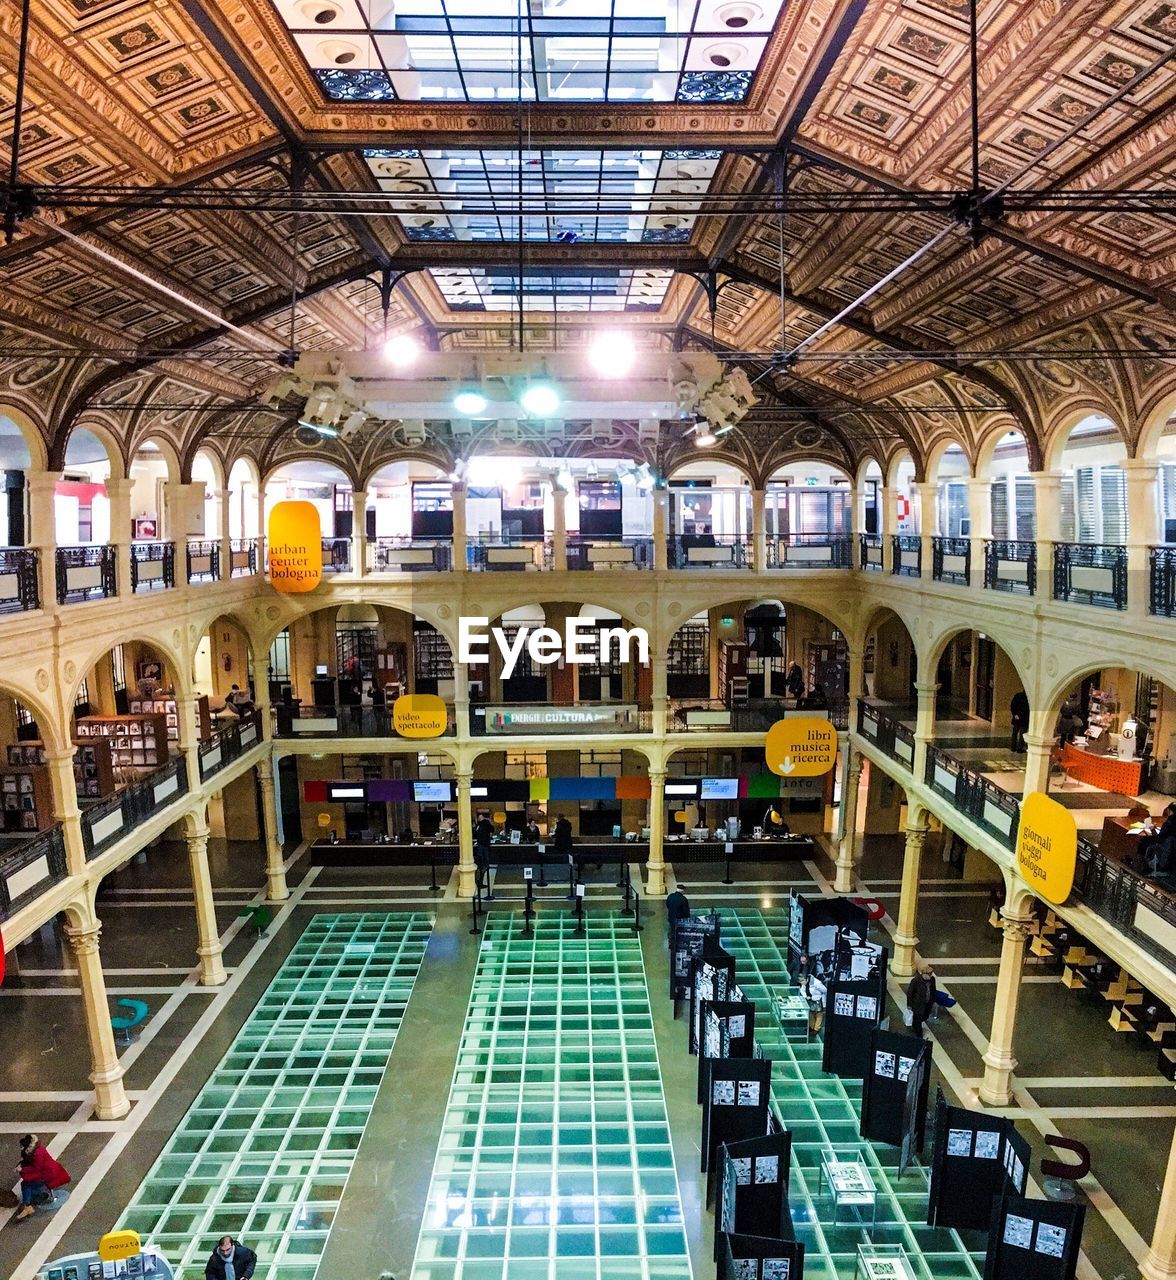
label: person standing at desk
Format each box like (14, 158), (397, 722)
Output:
(474, 810), (494, 895)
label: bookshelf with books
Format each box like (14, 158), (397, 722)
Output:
(129, 694), (211, 743)
(0, 762), (55, 833)
(75, 713), (170, 769)
(7, 740), (117, 800)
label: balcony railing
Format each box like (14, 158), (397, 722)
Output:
(766, 534), (852, 569)
(1150, 546), (1176, 617)
(672, 698), (848, 732)
(230, 538), (258, 578)
(470, 702), (652, 736)
(368, 536), (452, 573)
(984, 539), (1036, 595)
(273, 703), (456, 738)
(56, 544), (117, 605)
(1052, 541), (1127, 610)
(198, 710), (262, 780)
(0, 826), (67, 921)
(186, 539), (220, 584)
(0, 547), (39, 614)
(1074, 836), (1176, 973)
(931, 536), (970, 585)
(859, 534), (884, 572)
(81, 758), (189, 860)
(322, 537), (351, 574)
(924, 744), (1020, 850)
(468, 533), (551, 572)
(131, 540), (176, 593)
(891, 534), (921, 577)
(565, 535), (653, 571)
(856, 702), (916, 770)
(667, 534), (752, 570)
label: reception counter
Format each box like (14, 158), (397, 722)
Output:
(1060, 741), (1144, 795)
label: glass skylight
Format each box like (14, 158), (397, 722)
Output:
(271, 0), (782, 102)
(363, 147), (721, 241)
(429, 266), (673, 310)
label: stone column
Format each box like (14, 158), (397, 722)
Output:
(1142, 1129), (1176, 1280)
(834, 749), (864, 893)
(891, 806), (929, 976)
(186, 826), (227, 986)
(104, 477), (134, 599)
(646, 767), (667, 896)
(913, 679), (938, 780)
(653, 489), (668, 572)
(750, 487), (767, 571)
(215, 486), (231, 580)
(916, 481), (938, 579)
(44, 748), (87, 875)
(351, 488), (368, 576)
(65, 922), (130, 1120)
(1123, 458), (1161, 618)
(24, 469), (59, 610)
(1021, 730), (1053, 797)
(967, 477), (992, 589)
(1031, 470), (1064, 600)
(175, 693), (203, 792)
(256, 483), (267, 571)
(881, 486), (897, 573)
(551, 482), (568, 569)
(256, 756), (289, 902)
(979, 906), (1035, 1104)
(451, 482), (467, 574)
(845, 644), (865, 735)
(456, 770), (476, 897)
(651, 652), (668, 738)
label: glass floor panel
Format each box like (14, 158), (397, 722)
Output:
(410, 914), (692, 1280)
(716, 908), (985, 1280)
(119, 913), (433, 1280)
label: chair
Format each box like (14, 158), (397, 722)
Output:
(239, 904), (273, 936)
(111, 998), (149, 1044)
(1040, 1135), (1091, 1200)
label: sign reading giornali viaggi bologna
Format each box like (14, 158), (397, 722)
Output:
(393, 693), (449, 738)
(267, 501), (323, 593)
(1016, 791), (1078, 905)
(765, 717), (838, 777)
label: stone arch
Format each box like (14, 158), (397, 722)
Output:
(61, 422), (126, 480)
(661, 589), (854, 662)
(1041, 406), (1127, 473)
(0, 403), (49, 471)
(923, 437), (973, 483)
(1037, 657), (1176, 747)
(1134, 387), (1176, 462)
(975, 426), (1032, 479)
(921, 620), (1033, 704)
(68, 632), (190, 710)
(0, 681), (67, 755)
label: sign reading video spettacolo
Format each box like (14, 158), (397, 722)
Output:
(1016, 791), (1078, 905)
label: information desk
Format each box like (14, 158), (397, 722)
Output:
(817, 1153), (878, 1230)
(1059, 741), (1144, 795)
(1099, 815), (1144, 864)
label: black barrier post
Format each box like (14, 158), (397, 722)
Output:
(538, 848), (547, 887)
(622, 861), (633, 909)
(524, 877), (534, 936)
(469, 885), (483, 936)
(567, 857), (576, 899)
(615, 857), (626, 889)
(575, 885), (585, 935)
(484, 861), (495, 902)
(429, 851), (440, 893)
(632, 887), (642, 933)
(722, 851), (734, 886)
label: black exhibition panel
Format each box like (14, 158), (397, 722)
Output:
(697, 996), (757, 1103)
(689, 938), (738, 1055)
(715, 1132), (793, 1261)
(701, 1057), (772, 1175)
(927, 1090), (1032, 1231)
(860, 1029), (931, 1170)
(786, 891), (870, 979)
(820, 959), (889, 1078)
(984, 1193), (1084, 1280)
(718, 1231), (805, 1280)
(671, 912), (722, 1001)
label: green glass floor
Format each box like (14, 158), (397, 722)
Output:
(119, 913), (433, 1280)
(410, 914), (692, 1280)
(717, 908), (985, 1280)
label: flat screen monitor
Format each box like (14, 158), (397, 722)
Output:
(328, 784), (366, 802)
(314, 664), (329, 676)
(700, 777), (739, 800)
(414, 781), (453, 803)
(666, 781), (698, 797)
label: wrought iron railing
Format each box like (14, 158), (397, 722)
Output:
(565, 535), (654, 571)
(56, 544), (117, 605)
(856, 702), (916, 769)
(229, 538), (258, 577)
(468, 533), (551, 572)
(984, 539), (1036, 595)
(1073, 836), (1176, 973)
(924, 744), (1020, 850)
(131, 540), (176, 592)
(1150, 546), (1176, 617)
(667, 534), (752, 570)
(1052, 541), (1127, 610)
(672, 698), (849, 732)
(859, 534), (884, 572)
(81, 758), (189, 860)
(469, 703), (652, 736)
(0, 547), (39, 613)
(931, 536), (970, 585)
(891, 533), (921, 577)
(198, 710), (262, 780)
(0, 826), (67, 921)
(321, 537), (352, 573)
(186, 539), (220, 584)
(367, 536), (452, 573)
(272, 702), (456, 738)
(766, 533), (852, 569)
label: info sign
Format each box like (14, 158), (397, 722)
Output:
(765, 717), (837, 777)
(1015, 792), (1077, 905)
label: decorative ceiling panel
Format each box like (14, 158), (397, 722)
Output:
(428, 266), (674, 310)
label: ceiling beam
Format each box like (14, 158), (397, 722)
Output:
(389, 244), (709, 273)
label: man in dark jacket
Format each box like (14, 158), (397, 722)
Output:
(905, 965), (937, 1037)
(666, 884), (690, 927)
(474, 811), (494, 895)
(1010, 690), (1030, 752)
(205, 1237), (256, 1280)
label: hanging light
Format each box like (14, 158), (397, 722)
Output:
(383, 333), (421, 366)
(695, 429), (717, 448)
(520, 383), (560, 417)
(589, 331), (635, 378)
(453, 388), (488, 416)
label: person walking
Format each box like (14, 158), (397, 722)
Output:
(13, 1135), (69, 1220)
(553, 815), (574, 892)
(473, 810), (494, 897)
(205, 1236), (257, 1280)
(905, 964), (937, 1037)
(1009, 689), (1030, 752)
(665, 883), (691, 943)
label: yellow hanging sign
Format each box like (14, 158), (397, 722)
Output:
(765, 717), (837, 777)
(267, 500), (323, 593)
(99, 1230), (142, 1261)
(392, 693), (449, 739)
(1016, 791), (1078, 905)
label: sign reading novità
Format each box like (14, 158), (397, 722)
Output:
(458, 616), (649, 679)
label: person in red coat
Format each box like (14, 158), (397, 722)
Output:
(14, 1135), (69, 1220)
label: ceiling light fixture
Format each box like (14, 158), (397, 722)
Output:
(383, 333), (421, 366)
(520, 383), (560, 417)
(589, 331), (635, 378)
(453, 388), (488, 416)
(695, 429), (717, 448)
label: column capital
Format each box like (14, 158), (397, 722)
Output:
(65, 922), (102, 955)
(1022, 731), (1053, 751)
(1121, 457), (1161, 479)
(999, 910), (1035, 943)
(256, 755), (275, 784)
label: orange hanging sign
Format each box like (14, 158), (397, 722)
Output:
(267, 501), (322, 593)
(765, 717), (837, 777)
(393, 693), (449, 739)
(1016, 791), (1077, 905)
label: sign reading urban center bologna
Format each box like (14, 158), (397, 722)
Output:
(1016, 791), (1078, 905)
(267, 500), (323, 593)
(765, 717), (837, 777)
(393, 693), (449, 739)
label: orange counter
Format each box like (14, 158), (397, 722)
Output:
(1060, 741), (1144, 795)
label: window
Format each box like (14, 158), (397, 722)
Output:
(990, 480), (1009, 540)
(75, 678), (90, 709)
(14, 700), (32, 728)
(668, 622), (708, 678)
(668, 750), (706, 777)
(579, 750), (621, 777)
(110, 644), (126, 693)
(1013, 478), (1037, 541)
(505, 750), (546, 780)
(269, 629), (291, 680)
